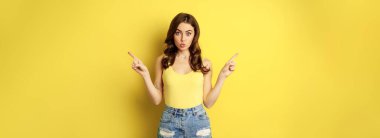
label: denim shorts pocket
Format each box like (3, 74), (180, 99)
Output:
(160, 112), (172, 123)
(195, 111), (208, 120)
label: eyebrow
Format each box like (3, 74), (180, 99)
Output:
(176, 29), (193, 32)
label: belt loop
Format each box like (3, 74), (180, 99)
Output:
(172, 108), (176, 116)
(191, 107), (195, 116)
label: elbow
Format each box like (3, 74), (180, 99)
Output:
(203, 101), (213, 109)
(153, 102), (160, 106)
(205, 104), (212, 109)
(153, 97), (162, 106)
(153, 99), (161, 106)
(205, 104), (213, 109)
(152, 91), (163, 106)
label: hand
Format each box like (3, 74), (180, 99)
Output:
(219, 53), (238, 78)
(128, 51), (149, 77)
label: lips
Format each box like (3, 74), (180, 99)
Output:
(180, 44), (186, 47)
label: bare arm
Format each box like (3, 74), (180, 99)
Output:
(203, 54), (238, 108)
(128, 52), (164, 105)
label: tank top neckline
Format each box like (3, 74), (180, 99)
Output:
(168, 66), (194, 75)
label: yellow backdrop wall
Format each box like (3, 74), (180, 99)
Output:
(1, 0), (379, 137)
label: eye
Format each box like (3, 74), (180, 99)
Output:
(175, 32), (180, 36)
(186, 32), (191, 36)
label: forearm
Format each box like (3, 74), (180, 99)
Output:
(204, 74), (226, 108)
(142, 74), (162, 105)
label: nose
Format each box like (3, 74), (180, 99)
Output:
(180, 34), (184, 42)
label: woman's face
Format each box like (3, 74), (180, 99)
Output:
(174, 22), (195, 51)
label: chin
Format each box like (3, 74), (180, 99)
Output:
(178, 47), (189, 51)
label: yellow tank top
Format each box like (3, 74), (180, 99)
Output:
(162, 66), (204, 109)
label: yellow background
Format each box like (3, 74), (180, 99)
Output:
(1, 0), (379, 137)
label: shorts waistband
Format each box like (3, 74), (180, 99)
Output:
(164, 104), (204, 115)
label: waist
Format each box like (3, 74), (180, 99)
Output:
(164, 104), (205, 115)
(163, 89), (203, 109)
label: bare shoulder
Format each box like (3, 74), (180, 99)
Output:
(157, 54), (165, 61)
(156, 54), (166, 70)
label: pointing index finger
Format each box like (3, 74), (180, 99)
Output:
(228, 53), (239, 62)
(128, 51), (135, 59)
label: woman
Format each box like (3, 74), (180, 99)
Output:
(128, 13), (237, 138)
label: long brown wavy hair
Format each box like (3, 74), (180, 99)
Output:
(161, 13), (210, 74)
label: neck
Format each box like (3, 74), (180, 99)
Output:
(177, 50), (190, 57)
